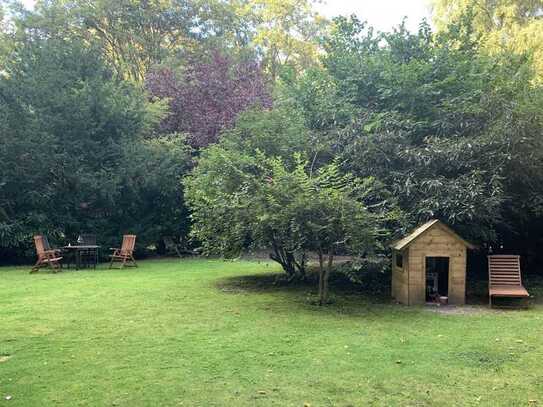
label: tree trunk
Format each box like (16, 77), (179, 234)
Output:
(322, 253), (334, 305)
(269, 242), (298, 280)
(318, 250), (334, 306)
(293, 251), (306, 279)
(156, 238), (166, 255)
(318, 249), (325, 305)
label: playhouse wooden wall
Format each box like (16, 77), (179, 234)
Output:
(391, 250), (409, 304)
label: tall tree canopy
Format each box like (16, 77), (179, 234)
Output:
(282, 16), (543, 250)
(432, 0), (543, 81)
(249, 0), (326, 82)
(0, 28), (191, 256)
(2, 0), (543, 273)
(7, 0), (199, 82)
(6, 0), (325, 83)
(146, 49), (271, 147)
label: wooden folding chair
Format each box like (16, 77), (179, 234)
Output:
(488, 255), (529, 307)
(31, 235), (63, 273)
(109, 235), (137, 269)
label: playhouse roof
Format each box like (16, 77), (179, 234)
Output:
(391, 219), (476, 251)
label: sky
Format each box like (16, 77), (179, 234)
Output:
(18, 0), (433, 33)
(316, 0), (433, 32)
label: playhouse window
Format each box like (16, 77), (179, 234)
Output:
(396, 253), (403, 268)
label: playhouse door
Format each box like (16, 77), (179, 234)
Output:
(425, 257), (449, 302)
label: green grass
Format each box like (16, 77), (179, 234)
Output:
(1, 259), (543, 406)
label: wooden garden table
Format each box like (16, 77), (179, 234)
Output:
(63, 245), (101, 270)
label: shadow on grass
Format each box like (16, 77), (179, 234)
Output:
(218, 268), (543, 315)
(216, 268), (392, 306)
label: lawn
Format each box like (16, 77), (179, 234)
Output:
(1, 259), (543, 406)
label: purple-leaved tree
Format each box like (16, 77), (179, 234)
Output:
(146, 50), (272, 148)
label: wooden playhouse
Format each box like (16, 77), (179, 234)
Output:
(391, 219), (476, 305)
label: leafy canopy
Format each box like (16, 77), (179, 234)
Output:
(0, 31), (191, 254)
(432, 0), (543, 82)
(284, 16), (543, 244)
(185, 108), (397, 291)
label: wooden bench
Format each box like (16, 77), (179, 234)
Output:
(488, 255), (529, 307)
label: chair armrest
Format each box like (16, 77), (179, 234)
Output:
(43, 250), (62, 261)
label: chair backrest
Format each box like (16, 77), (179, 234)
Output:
(79, 234), (97, 245)
(121, 235), (136, 255)
(34, 235), (46, 257)
(488, 255), (522, 287)
(42, 235), (52, 251)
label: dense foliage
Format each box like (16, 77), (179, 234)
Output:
(185, 108), (399, 302)
(0, 33), (190, 257)
(284, 17), (543, 248)
(188, 16), (543, 285)
(146, 49), (271, 147)
(1, 0), (543, 285)
(432, 0), (543, 81)
(185, 108), (311, 272)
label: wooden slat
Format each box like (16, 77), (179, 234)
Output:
(490, 274), (520, 277)
(490, 286), (529, 297)
(42, 257), (63, 262)
(491, 278), (520, 282)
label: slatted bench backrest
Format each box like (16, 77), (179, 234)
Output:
(488, 255), (522, 287)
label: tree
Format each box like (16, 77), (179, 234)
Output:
(431, 0), (543, 81)
(0, 1), (15, 65)
(14, 0), (199, 82)
(9, 0), (326, 83)
(284, 16), (543, 247)
(185, 108), (312, 278)
(185, 107), (398, 295)
(266, 158), (386, 304)
(146, 48), (272, 147)
(0, 30), (192, 257)
(111, 135), (193, 248)
(249, 0), (326, 82)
